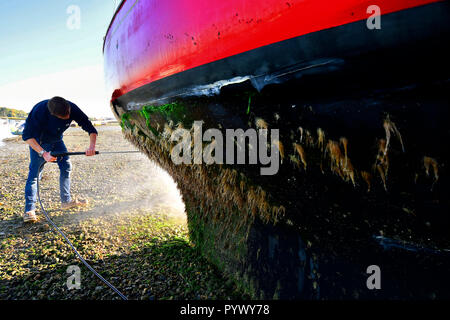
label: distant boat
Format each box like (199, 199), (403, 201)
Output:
(11, 122), (25, 136)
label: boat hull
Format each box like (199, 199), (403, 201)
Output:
(104, 1), (450, 299)
(104, 0), (443, 103)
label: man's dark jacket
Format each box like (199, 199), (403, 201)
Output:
(22, 100), (98, 143)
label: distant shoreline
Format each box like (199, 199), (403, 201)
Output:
(0, 117), (27, 120)
(0, 123), (120, 146)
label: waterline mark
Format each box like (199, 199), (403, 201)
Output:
(170, 121), (280, 175)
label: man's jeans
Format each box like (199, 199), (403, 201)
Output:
(24, 140), (72, 212)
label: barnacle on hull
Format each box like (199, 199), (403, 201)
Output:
(317, 128), (325, 152)
(255, 117), (268, 130)
(326, 140), (343, 172)
(162, 123), (173, 138)
(298, 126), (304, 143)
(383, 115), (405, 154)
(339, 137), (348, 168)
(274, 139), (285, 162)
(305, 130), (314, 147)
(361, 171), (372, 192)
(374, 139), (389, 190)
(293, 143), (307, 170)
(343, 158), (356, 187)
(289, 154), (301, 169)
(240, 180), (246, 193)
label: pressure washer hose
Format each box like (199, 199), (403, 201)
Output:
(35, 150), (140, 300)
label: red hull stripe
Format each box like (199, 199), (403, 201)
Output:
(104, 0), (442, 100)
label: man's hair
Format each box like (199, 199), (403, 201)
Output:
(47, 96), (71, 117)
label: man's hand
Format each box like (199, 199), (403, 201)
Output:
(86, 133), (97, 156)
(43, 152), (56, 162)
(85, 145), (96, 156)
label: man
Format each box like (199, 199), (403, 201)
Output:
(22, 97), (98, 223)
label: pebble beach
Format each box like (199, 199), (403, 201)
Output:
(0, 125), (245, 300)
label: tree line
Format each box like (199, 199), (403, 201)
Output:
(0, 107), (28, 118)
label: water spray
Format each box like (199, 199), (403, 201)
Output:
(36, 150), (141, 300)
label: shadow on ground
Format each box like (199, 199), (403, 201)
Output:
(0, 233), (246, 300)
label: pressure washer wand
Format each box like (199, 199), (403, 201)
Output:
(50, 151), (140, 157)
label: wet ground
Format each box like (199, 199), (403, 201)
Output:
(0, 125), (246, 300)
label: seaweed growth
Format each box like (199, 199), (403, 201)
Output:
(119, 106), (287, 257)
(120, 112), (133, 129)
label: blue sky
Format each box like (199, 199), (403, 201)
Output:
(0, 0), (120, 116)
